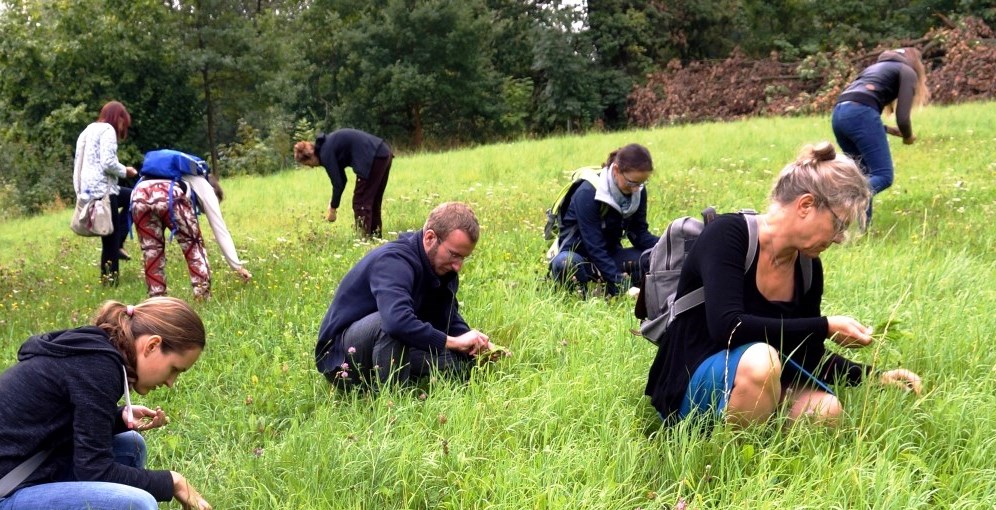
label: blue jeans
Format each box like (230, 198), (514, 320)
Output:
(550, 247), (648, 295)
(831, 101), (893, 220)
(0, 431), (158, 510)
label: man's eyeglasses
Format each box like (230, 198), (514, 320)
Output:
(439, 242), (472, 262)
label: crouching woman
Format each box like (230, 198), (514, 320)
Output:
(644, 142), (921, 427)
(0, 297), (212, 509)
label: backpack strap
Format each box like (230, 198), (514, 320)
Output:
(0, 448), (53, 498)
(671, 212), (759, 317)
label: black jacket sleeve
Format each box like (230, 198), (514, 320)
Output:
(67, 358), (174, 501)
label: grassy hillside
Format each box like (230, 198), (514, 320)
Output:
(1, 102), (994, 509)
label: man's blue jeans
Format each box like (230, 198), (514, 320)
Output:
(831, 101), (894, 220)
(0, 431), (159, 510)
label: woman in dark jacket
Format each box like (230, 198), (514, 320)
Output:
(294, 128), (394, 237)
(831, 47), (929, 222)
(0, 297), (212, 509)
(645, 142), (921, 427)
(549, 143), (659, 297)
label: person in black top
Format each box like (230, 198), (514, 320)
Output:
(0, 297), (212, 510)
(316, 202), (495, 386)
(831, 47), (929, 222)
(549, 143), (659, 297)
(645, 142), (922, 427)
(294, 128), (394, 237)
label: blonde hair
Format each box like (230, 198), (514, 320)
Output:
(881, 47), (930, 114)
(424, 202), (480, 243)
(770, 142), (871, 233)
(93, 297), (205, 383)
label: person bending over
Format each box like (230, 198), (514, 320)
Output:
(294, 128), (394, 237)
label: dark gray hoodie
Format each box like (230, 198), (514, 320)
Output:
(0, 326), (173, 501)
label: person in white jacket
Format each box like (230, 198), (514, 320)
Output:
(73, 101), (137, 285)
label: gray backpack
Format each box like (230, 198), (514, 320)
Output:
(635, 209), (812, 345)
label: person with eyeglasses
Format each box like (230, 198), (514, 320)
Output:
(316, 202), (495, 387)
(549, 143), (660, 298)
(645, 142), (922, 428)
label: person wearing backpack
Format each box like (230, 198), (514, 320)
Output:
(0, 297), (212, 510)
(293, 129), (394, 238)
(131, 150), (252, 300)
(644, 142), (922, 427)
(73, 101), (138, 286)
(831, 47), (929, 224)
(549, 143), (659, 297)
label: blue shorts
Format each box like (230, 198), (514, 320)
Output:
(678, 342), (759, 419)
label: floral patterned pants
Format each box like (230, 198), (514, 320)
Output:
(131, 181), (211, 299)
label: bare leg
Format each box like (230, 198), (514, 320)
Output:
(726, 343), (782, 426)
(784, 387), (843, 426)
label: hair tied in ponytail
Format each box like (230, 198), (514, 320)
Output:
(126, 305), (135, 317)
(812, 142), (836, 162)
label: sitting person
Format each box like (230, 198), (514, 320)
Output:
(549, 143), (659, 297)
(131, 153), (251, 300)
(644, 142), (921, 427)
(0, 297), (212, 510)
(316, 202), (494, 387)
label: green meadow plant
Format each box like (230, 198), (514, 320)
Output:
(1, 102), (994, 508)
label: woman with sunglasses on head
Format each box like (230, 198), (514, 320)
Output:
(645, 142), (921, 427)
(549, 143), (659, 297)
(0, 297), (212, 509)
(831, 47), (930, 224)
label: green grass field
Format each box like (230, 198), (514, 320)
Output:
(1, 102), (994, 509)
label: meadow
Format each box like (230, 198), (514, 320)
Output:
(1, 101), (994, 509)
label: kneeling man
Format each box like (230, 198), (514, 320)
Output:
(316, 202), (493, 386)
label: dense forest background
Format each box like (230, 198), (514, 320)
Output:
(1, 0), (993, 215)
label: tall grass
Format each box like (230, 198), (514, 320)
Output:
(1, 102), (994, 509)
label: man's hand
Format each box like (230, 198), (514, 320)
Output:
(123, 405), (168, 431)
(885, 125), (902, 137)
(326, 207), (337, 223)
(445, 330), (491, 356)
(125, 166), (138, 178)
(827, 315), (872, 348)
(903, 134), (917, 145)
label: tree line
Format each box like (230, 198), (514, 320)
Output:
(1, 0), (992, 215)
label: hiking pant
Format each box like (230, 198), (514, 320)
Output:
(353, 153), (393, 237)
(99, 187), (132, 279)
(329, 312), (473, 388)
(131, 181), (211, 299)
(831, 101), (893, 220)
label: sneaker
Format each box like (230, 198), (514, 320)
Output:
(118, 248), (131, 261)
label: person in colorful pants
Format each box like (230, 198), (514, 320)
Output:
(130, 180), (212, 300)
